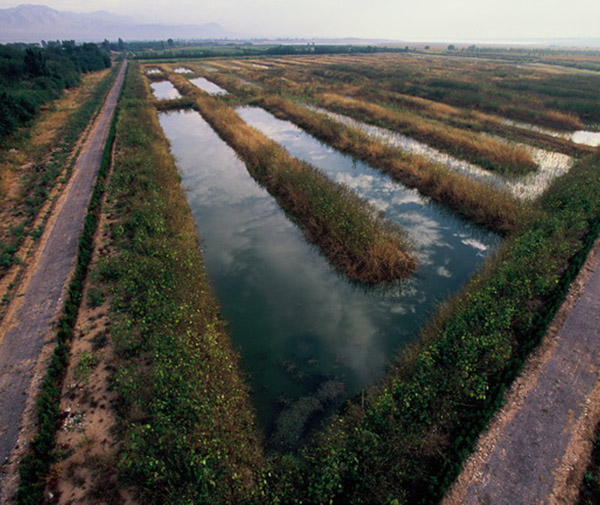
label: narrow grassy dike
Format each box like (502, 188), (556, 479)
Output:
(99, 64), (264, 504)
(167, 73), (416, 284)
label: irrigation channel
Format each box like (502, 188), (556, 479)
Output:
(501, 119), (600, 147)
(158, 107), (500, 451)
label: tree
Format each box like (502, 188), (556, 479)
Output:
(118, 38), (124, 51)
(447, 44), (456, 51)
(24, 47), (47, 77)
(168, 38), (174, 48)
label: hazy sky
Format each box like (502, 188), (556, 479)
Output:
(2, 0), (600, 41)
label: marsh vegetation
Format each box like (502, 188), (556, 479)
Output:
(21, 48), (600, 505)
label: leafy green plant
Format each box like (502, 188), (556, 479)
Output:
(86, 287), (105, 308)
(73, 351), (99, 383)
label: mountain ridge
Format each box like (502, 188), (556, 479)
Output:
(0, 4), (236, 43)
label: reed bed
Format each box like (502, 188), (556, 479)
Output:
(168, 73), (416, 284)
(316, 93), (537, 176)
(257, 94), (526, 234)
(346, 88), (595, 157)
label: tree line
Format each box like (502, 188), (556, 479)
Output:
(0, 41), (111, 140)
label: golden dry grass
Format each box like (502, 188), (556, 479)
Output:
(317, 92), (537, 176)
(167, 72), (416, 283)
(258, 94), (527, 234)
(344, 87), (594, 157)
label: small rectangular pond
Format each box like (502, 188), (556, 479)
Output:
(189, 77), (228, 95)
(149, 80), (182, 100)
(158, 108), (499, 452)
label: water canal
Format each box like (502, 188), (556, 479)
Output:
(158, 108), (499, 451)
(189, 77), (229, 95)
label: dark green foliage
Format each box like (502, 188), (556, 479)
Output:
(133, 44), (401, 61)
(0, 42), (111, 140)
(15, 101), (118, 505)
(578, 427), (600, 505)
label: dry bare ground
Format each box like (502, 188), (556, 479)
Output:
(0, 60), (127, 504)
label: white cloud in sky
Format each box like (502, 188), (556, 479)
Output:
(1, 0), (599, 40)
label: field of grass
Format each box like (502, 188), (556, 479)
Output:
(199, 55), (597, 159)
(202, 52), (600, 131)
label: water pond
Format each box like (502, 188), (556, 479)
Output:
(189, 77), (229, 95)
(159, 108), (499, 451)
(502, 119), (600, 147)
(149, 80), (182, 100)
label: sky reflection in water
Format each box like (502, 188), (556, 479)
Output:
(149, 80), (182, 100)
(159, 108), (499, 450)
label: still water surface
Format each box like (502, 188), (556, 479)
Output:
(149, 80), (181, 100)
(158, 108), (499, 451)
(189, 77), (229, 95)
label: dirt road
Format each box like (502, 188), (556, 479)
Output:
(0, 59), (126, 500)
(443, 236), (600, 505)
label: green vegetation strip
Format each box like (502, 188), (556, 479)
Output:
(16, 95), (118, 505)
(0, 63), (120, 276)
(261, 150), (600, 505)
(578, 425), (600, 505)
(168, 73), (416, 283)
(255, 94), (526, 234)
(99, 63), (264, 504)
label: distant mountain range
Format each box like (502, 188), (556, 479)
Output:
(0, 4), (238, 43)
